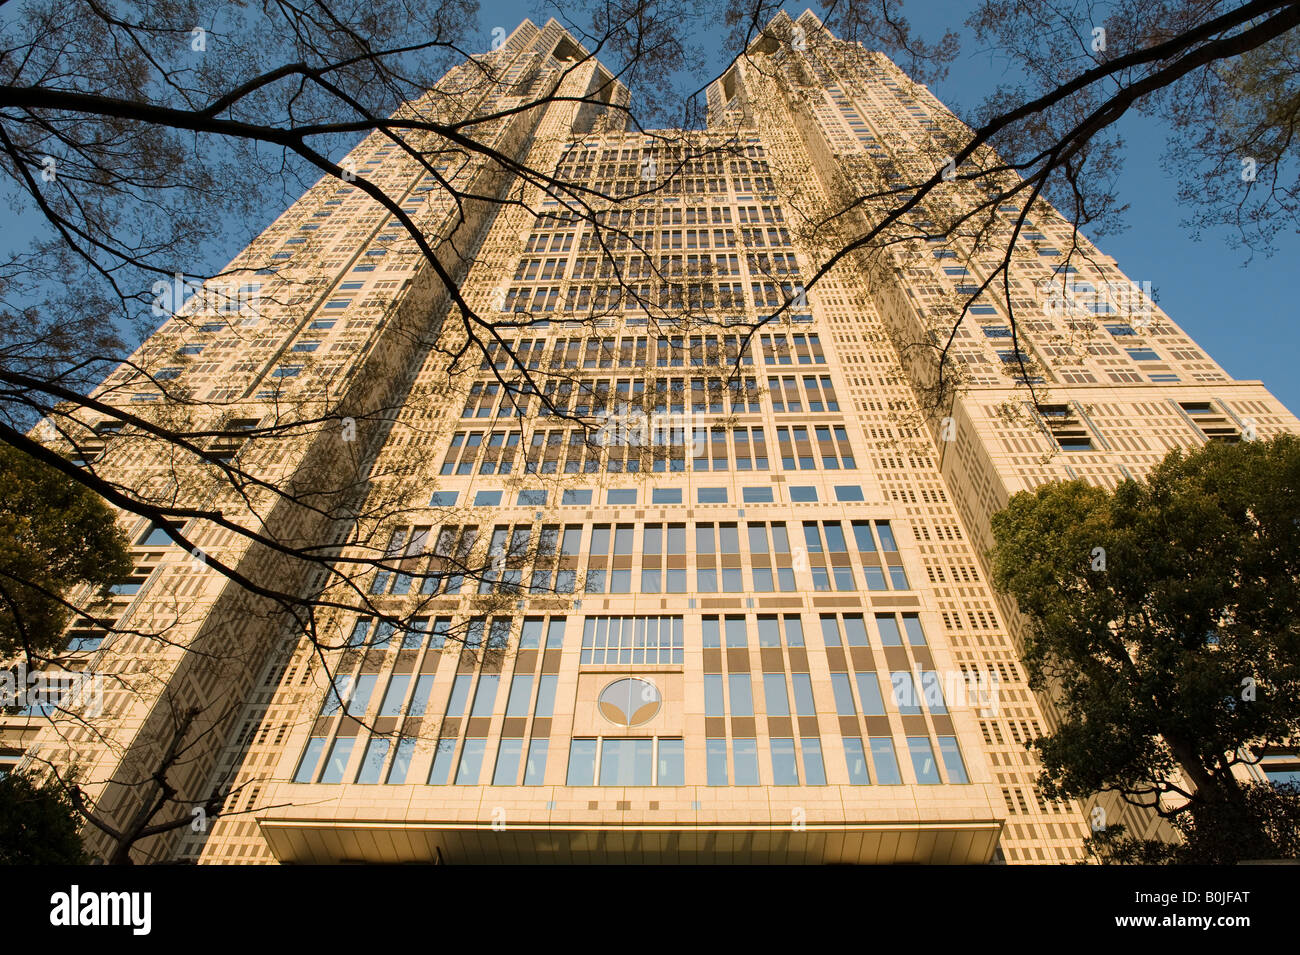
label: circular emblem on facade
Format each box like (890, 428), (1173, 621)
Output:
(598, 678), (661, 726)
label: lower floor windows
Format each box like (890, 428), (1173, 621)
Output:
(566, 737), (685, 786)
(492, 738), (549, 786)
(295, 729), (969, 788)
(870, 737), (903, 785)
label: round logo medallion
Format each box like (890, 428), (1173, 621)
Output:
(598, 678), (661, 726)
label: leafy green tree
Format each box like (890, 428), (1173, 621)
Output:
(990, 434), (1300, 864)
(0, 770), (88, 864)
(0, 443), (131, 659)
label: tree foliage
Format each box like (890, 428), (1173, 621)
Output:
(0, 770), (89, 864)
(990, 434), (1300, 862)
(0, 443), (131, 659)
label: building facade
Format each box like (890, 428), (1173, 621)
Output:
(6, 11), (1297, 864)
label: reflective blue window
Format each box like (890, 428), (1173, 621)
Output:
(706, 738), (728, 785)
(657, 738), (685, 785)
(938, 736), (969, 784)
(567, 738), (598, 785)
(801, 738), (827, 786)
(843, 738), (870, 784)
(733, 738), (759, 785)
(356, 738), (389, 784)
(493, 739), (523, 785)
(870, 738), (903, 784)
(319, 738), (354, 784)
(523, 739), (548, 785)
(455, 739), (486, 784)
(908, 737), (941, 784)
(294, 738), (326, 783)
(771, 738), (799, 785)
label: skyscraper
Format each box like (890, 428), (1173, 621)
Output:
(6, 10), (1296, 864)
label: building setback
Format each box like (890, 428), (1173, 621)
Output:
(8, 11), (1297, 864)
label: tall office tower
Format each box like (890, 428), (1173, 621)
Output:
(7, 11), (1296, 864)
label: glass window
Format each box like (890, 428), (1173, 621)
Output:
(137, 521), (178, 547)
(293, 737), (326, 783)
(908, 737), (941, 784)
(822, 522), (848, 552)
(920, 670), (947, 713)
(938, 736), (969, 784)
(733, 738), (760, 785)
(651, 488), (682, 504)
(567, 738), (598, 785)
(830, 673), (856, 715)
(789, 485), (817, 502)
(851, 521), (876, 551)
(356, 738), (390, 784)
(757, 615), (780, 647)
(519, 618), (544, 649)
(347, 675), (376, 716)
(724, 615), (746, 647)
(379, 674), (410, 716)
(856, 672), (886, 715)
(834, 485), (864, 502)
(455, 739), (487, 784)
(843, 738), (870, 785)
(445, 674), (473, 718)
(742, 486), (774, 503)
(562, 488), (592, 505)
(785, 615), (804, 646)
(428, 739), (457, 784)
(469, 674), (499, 718)
(473, 490), (502, 506)
(517, 489), (547, 506)
(607, 488), (637, 504)
(600, 738), (653, 785)
(877, 614), (903, 646)
(771, 738), (799, 785)
(763, 674), (791, 716)
(843, 614), (869, 646)
(870, 737), (903, 785)
(791, 673), (815, 715)
(505, 674), (533, 718)
(875, 521), (898, 550)
(523, 739), (548, 785)
(493, 738), (523, 785)
(408, 675), (435, 715)
(697, 487), (728, 503)
(903, 614), (927, 646)
(728, 674), (754, 716)
(321, 674), (353, 716)
(346, 620), (369, 647)
(534, 674), (557, 719)
(801, 738), (827, 785)
(707, 738), (728, 785)
(430, 491), (458, 507)
(704, 674), (724, 717)
(820, 615), (841, 646)
(387, 738), (415, 784)
(319, 738), (354, 784)
(657, 738), (685, 785)
(892, 671), (921, 714)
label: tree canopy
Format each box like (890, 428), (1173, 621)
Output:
(0, 443), (131, 660)
(0, 770), (89, 864)
(990, 434), (1300, 862)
